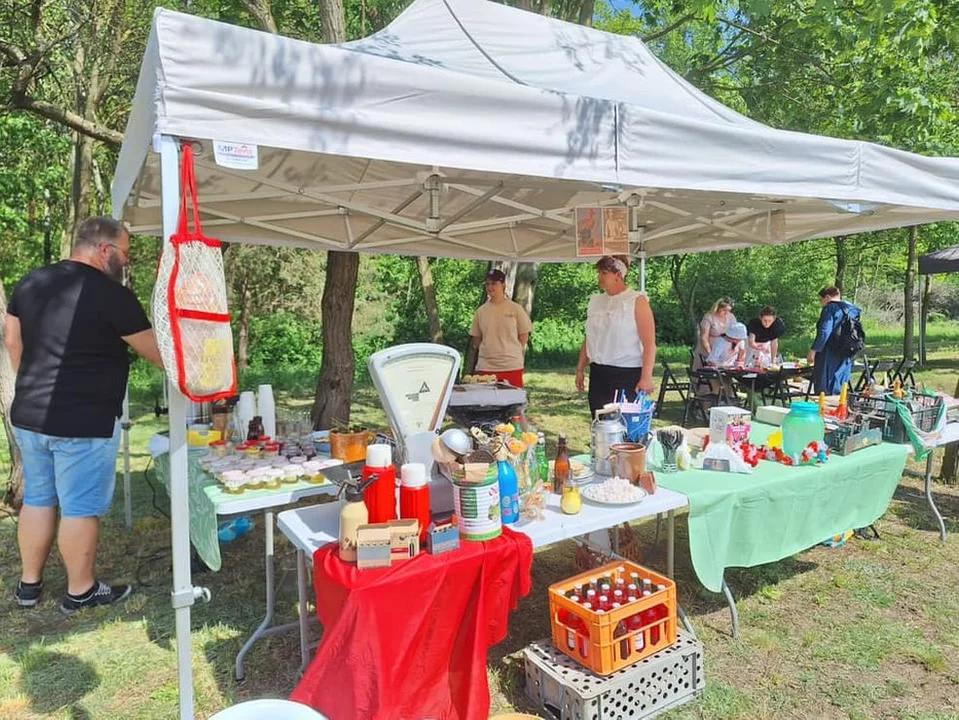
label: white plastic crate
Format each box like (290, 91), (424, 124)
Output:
(524, 631), (704, 720)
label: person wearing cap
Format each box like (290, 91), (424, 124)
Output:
(469, 269), (533, 388)
(575, 255), (657, 415)
(745, 306), (785, 367)
(705, 322), (747, 368)
(694, 297), (737, 370)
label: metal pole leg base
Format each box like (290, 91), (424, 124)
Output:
(925, 454), (947, 542)
(297, 549), (313, 673)
(236, 510), (303, 681)
(721, 576), (739, 639)
(677, 604), (696, 638)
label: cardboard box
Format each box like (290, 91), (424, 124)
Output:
(708, 407), (751, 445)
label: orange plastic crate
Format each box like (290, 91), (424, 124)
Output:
(548, 560), (677, 676)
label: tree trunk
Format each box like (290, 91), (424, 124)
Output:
(512, 262), (539, 317)
(416, 256), (444, 344)
(310, 0), (359, 429)
(669, 255), (699, 331)
(0, 282), (24, 510)
(577, 0), (595, 26)
(237, 283), (252, 372)
(833, 235), (847, 291)
(61, 131), (96, 258)
(243, 0), (279, 33)
(920, 274), (931, 366)
(319, 0), (347, 43)
(312, 251), (359, 429)
(903, 226), (917, 360)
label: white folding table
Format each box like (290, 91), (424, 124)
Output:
(277, 486), (689, 671)
(922, 421), (959, 541)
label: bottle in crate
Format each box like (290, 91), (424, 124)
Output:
(627, 612), (645, 652)
(549, 559), (678, 676)
(578, 604), (592, 658)
(613, 612), (630, 661)
(559, 605), (579, 652)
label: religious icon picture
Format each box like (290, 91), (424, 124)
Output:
(602, 207), (628, 254)
(575, 207), (603, 257)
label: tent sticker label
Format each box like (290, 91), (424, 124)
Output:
(213, 141), (259, 170)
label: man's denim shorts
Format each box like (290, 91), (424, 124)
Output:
(13, 421), (121, 518)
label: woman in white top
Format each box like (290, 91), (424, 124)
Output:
(575, 255), (657, 415)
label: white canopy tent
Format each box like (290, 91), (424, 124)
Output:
(112, 1), (959, 717)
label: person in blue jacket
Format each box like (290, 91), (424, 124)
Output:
(807, 285), (862, 394)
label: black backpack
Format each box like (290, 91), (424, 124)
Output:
(828, 303), (865, 359)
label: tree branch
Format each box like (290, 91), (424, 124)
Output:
(10, 93), (123, 146)
(716, 16), (838, 85)
(641, 12), (696, 43)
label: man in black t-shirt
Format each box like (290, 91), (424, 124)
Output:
(745, 306), (786, 367)
(4, 216), (163, 614)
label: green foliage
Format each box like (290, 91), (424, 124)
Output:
(246, 311), (323, 369)
(0, 115), (70, 291)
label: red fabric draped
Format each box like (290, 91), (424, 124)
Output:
(291, 527), (533, 720)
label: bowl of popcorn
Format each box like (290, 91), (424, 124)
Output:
(581, 476), (647, 506)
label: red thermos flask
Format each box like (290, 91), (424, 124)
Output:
(399, 463), (431, 542)
(362, 444), (397, 523)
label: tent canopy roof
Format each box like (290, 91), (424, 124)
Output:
(919, 244), (959, 275)
(113, 0), (959, 261)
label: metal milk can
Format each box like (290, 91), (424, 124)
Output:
(591, 405), (627, 475)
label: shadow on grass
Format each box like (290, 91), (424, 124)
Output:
(890, 482), (959, 535)
(483, 515), (820, 712)
(15, 648), (99, 718)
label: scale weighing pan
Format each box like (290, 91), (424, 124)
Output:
(368, 343), (462, 514)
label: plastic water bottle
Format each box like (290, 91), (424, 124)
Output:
(257, 384), (276, 440)
(218, 516), (254, 543)
(497, 456), (519, 525)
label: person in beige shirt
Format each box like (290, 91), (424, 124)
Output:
(469, 269), (533, 388)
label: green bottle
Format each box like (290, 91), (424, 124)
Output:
(536, 433), (549, 486)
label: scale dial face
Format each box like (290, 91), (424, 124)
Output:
(373, 350), (458, 436)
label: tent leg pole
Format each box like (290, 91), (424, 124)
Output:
(122, 388), (133, 530)
(158, 134), (196, 720)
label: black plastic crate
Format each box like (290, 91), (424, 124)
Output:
(849, 392), (942, 444)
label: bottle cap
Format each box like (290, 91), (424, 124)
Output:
(366, 444), (392, 467)
(401, 463), (427, 488)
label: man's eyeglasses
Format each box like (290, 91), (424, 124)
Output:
(100, 242), (130, 260)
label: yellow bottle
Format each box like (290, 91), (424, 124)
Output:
(561, 482), (582, 515)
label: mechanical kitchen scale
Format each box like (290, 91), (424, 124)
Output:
(368, 343), (461, 514)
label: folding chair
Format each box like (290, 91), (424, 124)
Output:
(891, 358), (919, 388)
(769, 369), (812, 406)
(854, 353), (877, 391)
(872, 359), (897, 387)
(682, 368), (740, 427)
(654, 359), (688, 418)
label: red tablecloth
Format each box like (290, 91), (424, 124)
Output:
(291, 527), (534, 720)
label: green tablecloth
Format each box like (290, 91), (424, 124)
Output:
(153, 450), (335, 571)
(656, 424), (910, 592)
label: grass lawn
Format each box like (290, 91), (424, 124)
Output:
(0, 328), (956, 719)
